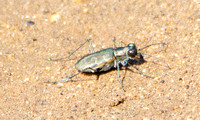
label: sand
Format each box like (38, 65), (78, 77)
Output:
(1, 0), (200, 119)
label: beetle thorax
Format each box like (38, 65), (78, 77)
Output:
(114, 47), (129, 61)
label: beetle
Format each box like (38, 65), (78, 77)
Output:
(48, 39), (167, 89)
(76, 43), (141, 72)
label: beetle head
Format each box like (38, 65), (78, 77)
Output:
(127, 43), (137, 57)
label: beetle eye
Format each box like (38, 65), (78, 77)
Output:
(128, 49), (137, 57)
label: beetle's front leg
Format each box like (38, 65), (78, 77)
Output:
(132, 65), (154, 78)
(121, 59), (128, 67)
(115, 57), (125, 91)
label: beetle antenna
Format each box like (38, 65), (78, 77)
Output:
(45, 39), (91, 61)
(51, 72), (81, 84)
(140, 52), (171, 69)
(138, 42), (166, 51)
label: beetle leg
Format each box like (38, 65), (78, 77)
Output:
(116, 57), (124, 90)
(112, 38), (116, 48)
(46, 38), (95, 61)
(132, 65), (154, 78)
(139, 52), (171, 69)
(112, 39), (123, 48)
(52, 72), (80, 83)
(46, 40), (89, 61)
(114, 59), (117, 68)
(87, 38), (95, 53)
(121, 59), (128, 66)
(84, 67), (96, 73)
(120, 41), (122, 47)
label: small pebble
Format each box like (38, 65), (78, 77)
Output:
(27, 21), (35, 25)
(161, 80), (165, 83)
(24, 78), (29, 82)
(50, 13), (60, 22)
(83, 8), (88, 13)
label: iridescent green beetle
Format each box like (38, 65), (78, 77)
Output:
(48, 39), (167, 90)
(76, 43), (138, 72)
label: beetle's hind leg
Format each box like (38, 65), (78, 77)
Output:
(51, 72), (80, 83)
(45, 39), (90, 61)
(45, 38), (96, 61)
(87, 38), (95, 53)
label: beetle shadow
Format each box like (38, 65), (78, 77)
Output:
(121, 57), (146, 81)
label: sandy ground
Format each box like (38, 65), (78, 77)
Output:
(0, 0), (200, 119)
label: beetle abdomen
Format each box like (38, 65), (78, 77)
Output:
(75, 48), (115, 73)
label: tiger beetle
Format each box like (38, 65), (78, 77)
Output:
(47, 38), (169, 90)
